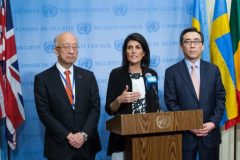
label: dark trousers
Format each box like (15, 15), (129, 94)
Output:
(183, 140), (219, 160)
(71, 154), (95, 160)
(48, 153), (95, 160)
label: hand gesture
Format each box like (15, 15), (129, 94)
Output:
(117, 85), (141, 103)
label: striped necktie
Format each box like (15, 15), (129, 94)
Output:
(64, 70), (73, 104)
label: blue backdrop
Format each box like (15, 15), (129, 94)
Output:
(1, 0), (193, 159)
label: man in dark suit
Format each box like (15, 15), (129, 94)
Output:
(34, 32), (101, 160)
(164, 27), (226, 160)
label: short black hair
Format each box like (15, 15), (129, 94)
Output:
(122, 33), (150, 69)
(180, 27), (204, 46)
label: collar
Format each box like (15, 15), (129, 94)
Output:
(184, 59), (200, 70)
(56, 63), (74, 75)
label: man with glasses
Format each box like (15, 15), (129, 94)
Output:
(164, 27), (226, 160)
(34, 32), (101, 160)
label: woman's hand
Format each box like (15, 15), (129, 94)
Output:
(110, 85), (141, 112)
(117, 85), (141, 103)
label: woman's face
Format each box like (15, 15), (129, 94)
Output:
(126, 40), (145, 66)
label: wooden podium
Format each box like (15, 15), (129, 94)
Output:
(106, 110), (203, 160)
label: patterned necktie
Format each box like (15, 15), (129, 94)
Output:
(191, 64), (200, 99)
(64, 70), (73, 104)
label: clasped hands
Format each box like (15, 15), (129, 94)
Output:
(67, 132), (85, 149)
(190, 122), (215, 137)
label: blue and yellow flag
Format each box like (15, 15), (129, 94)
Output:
(210, 0), (238, 128)
(192, 0), (210, 62)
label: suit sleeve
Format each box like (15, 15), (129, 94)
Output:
(81, 72), (100, 136)
(209, 67), (226, 126)
(164, 68), (181, 111)
(34, 75), (69, 143)
(105, 70), (118, 115)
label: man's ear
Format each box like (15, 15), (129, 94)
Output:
(54, 48), (59, 56)
(180, 45), (183, 52)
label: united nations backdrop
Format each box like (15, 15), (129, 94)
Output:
(1, 0), (240, 160)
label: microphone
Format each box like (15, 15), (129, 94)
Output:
(145, 73), (164, 112)
(145, 73), (158, 95)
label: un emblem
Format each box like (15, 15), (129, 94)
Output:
(78, 58), (93, 69)
(113, 3), (128, 16)
(77, 23), (92, 34)
(42, 4), (58, 17)
(146, 20), (159, 33)
(44, 41), (55, 54)
(186, 2), (193, 16)
(150, 55), (160, 67)
(114, 39), (124, 51)
(156, 115), (171, 129)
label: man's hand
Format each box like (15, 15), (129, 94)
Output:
(67, 132), (85, 149)
(190, 122), (215, 137)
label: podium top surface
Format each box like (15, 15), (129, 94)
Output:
(106, 110), (203, 135)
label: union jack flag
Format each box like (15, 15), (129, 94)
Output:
(0, 0), (25, 149)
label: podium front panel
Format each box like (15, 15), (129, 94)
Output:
(125, 133), (182, 160)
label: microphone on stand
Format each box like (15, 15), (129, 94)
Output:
(145, 73), (158, 96)
(145, 73), (163, 112)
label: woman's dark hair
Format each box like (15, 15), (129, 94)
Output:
(180, 27), (204, 46)
(122, 33), (150, 69)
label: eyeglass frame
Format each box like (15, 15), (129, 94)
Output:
(55, 43), (79, 52)
(183, 39), (202, 46)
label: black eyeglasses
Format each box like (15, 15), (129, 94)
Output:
(183, 40), (202, 46)
(56, 43), (79, 52)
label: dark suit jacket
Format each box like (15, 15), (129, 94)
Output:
(105, 66), (160, 155)
(34, 64), (101, 160)
(164, 59), (226, 150)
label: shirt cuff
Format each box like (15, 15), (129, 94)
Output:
(81, 132), (88, 142)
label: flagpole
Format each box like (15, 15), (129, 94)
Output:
(7, 145), (10, 160)
(234, 126), (237, 160)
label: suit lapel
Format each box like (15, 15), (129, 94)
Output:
(74, 66), (84, 107)
(199, 60), (207, 101)
(179, 60), (198, 100)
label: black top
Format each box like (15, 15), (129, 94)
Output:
(105, 66), (160, 155)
